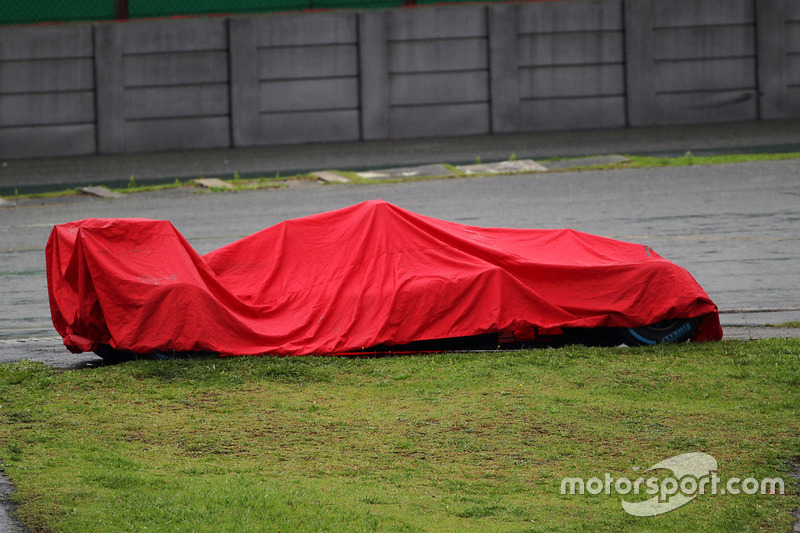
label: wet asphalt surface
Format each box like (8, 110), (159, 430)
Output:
(2, 157), (800, 367)
(2, 122), (800, 531)
(0, 152), (800, 356)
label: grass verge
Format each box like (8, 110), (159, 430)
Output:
(1, 339), (799, 532)
(766, 321), (800, 328)
(628, 152), (800, 167)
(4, 152), (800, 201)
(537, 152), (800, 172)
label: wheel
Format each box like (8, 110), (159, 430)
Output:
(93, 344), (213, 362)
(93, 344), (169, 362)
(618, 318), (701, 346)
(93, 343), (139, 363)
(562, 327), (622, 347)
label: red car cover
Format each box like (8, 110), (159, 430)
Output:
(46, 200), (722, 356)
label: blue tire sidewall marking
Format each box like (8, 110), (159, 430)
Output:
(627, 328), (658, 345)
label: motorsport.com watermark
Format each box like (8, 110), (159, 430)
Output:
(560, 453), (786, 516)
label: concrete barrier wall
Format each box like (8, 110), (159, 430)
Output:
(491, 1), (626, 133)
(358, 7), (492, 140)
(95, 18), (232, 153)
(0, 25), (97, 159)
(384, 6), (491, 138)
(0, 0), (798, 160)
(626, 0), (758, 125)
(757, 0), (800, 118)
(231, 13), (361, 146)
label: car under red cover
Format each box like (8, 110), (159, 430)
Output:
(46, 200), (722, 358)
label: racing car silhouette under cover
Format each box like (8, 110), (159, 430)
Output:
(46, 200), (722, 360)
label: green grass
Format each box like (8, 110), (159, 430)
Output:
(1, 188), (82, 200)
(1, 339), (799, 532)
(540, 152), (800, 172)
(1, 181), (187, 201)
(114, 179), (186, 194)
(766, 321), (800, 328)
(628, 152), (800, 167)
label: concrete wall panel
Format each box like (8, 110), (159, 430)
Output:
(789, 20), (800, 48)
(98, 18), (232, 152)
(518, 33), (624, 66)
(258, 45), (358, 79)
(229, 17), (260, 146)
(654, 92), (757, 124)
(655, 58), (757, 93)
(259, 78), (359, 112)
(653, 26), (755, 60)
(390, 72), (489, 106)
(517, 0), (623, 33)
(0, 58), (94, 93)
(624, 0), (656, 125)
(756, 0), (785, 118)
(757, 0), (800, 117)
(258, 110), (361, 144)
(0, 92), (95, 127)
(390, 103), (490, 138)
(0, 25), (93, 60)
(489, 4), (520, 133)
(123, 52), (229, 87)
(389, 39), (487, 73)
(120, 18), (229, 53)
(0, 125), (96, 159)
(652, 0), (754, 27)
(387, 6), (487, 39)
(0, 25), (96, 159)
(520, 97), (626, 130)
(789, 56), (800, 86)
(627, 0), (758, 125)
(510, 1), (625, 131)
(94, 23), (126, 153)
(359, 11), (390, 140)
(520, 65), (625, 99)
(384, 6), (490, 138)
(244, 12), (360, 145)
(125, 85), (230, 120)
(255, 12), (357, 46)
(125, 117), (231, 152)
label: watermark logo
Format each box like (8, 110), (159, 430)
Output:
(560, 452), (785, 517)
(621, 452), (716, 516)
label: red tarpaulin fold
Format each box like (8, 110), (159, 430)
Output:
(46, 200), (722, 355)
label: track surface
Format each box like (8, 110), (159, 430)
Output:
(2, 158), (799, 368)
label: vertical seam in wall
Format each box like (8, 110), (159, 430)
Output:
(356, 13), (364, 142)
(752, 0), (763, 120)
(91, 23), (101, 155)
(225, 17), (235, 149)
(620, 0), (631, 128)
(483, 4), (491, 134)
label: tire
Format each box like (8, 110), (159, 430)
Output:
(562, 327), (622, 347)
(368, 333), (501, 353)
(618, 318), (700, 346)
(93, 344), (171, 363)
(93, 344), (138, 363)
